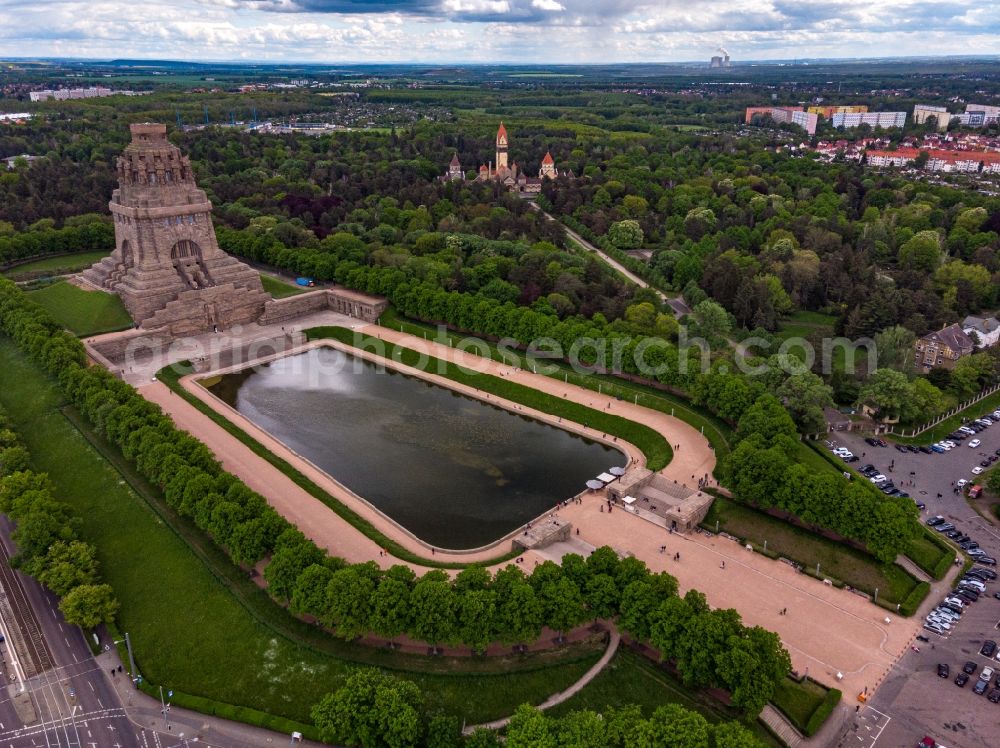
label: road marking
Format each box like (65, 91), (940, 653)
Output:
(866, 706), (892, 748)
(87, 682), (94, 693)
(96, 698), (103, 709)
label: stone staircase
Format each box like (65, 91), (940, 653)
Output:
(79, 253), (121, 290)
(760, 705), (803, 747)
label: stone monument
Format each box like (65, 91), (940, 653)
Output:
(82, 123), (269, 335)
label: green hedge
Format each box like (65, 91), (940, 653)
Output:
(899, 581), (931, 617)
(804, 688), (841, 737)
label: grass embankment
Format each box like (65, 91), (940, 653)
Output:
(25, 280), (132, 336)
(891, 388), (1000, 444)
(3, 251), (110, 280)
(377, 306), (733, 462)
(548, 649), (781, 746)
(259, 273), (306, 299)
(0, 337), (608, 727)
(771, 677), (841, 737)
(703, 496), (920, 607)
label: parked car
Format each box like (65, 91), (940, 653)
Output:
(974, 678), (989, 695)
(975, 556), (997, 566)
(970, 439), (982, 448)
(927, 516), (945, 526)
(988, 689), (1000, 703)
(938, 663), (950, 678)
(959, 541), (979, 550)
(947, 530), (964, 539)
(931, 444), (945, 453)
(968, 568), (996, 580)
(956, 672), (970, 686)
(919, 445), (934, 454)
(968, 548), (988, 557)
(935, 523), (956, 533)
(964, 661), (978, 675)
(970, 484), (984, 499)
(972, 466), (984, 475)
(865, 437), (880, 447)
(953, 589), (978, 603)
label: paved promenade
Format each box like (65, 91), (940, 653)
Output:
(131, 321), (920, 697)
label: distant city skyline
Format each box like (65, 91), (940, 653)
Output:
(2, 0), (1000, 64)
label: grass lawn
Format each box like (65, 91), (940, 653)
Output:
(25, 280), (132, 336)
(4, 251), (110, 280)
(0, 337), (605, 727)
(703, 496), (918, 604)
(892, 388), (1000, 444)
(260, 273), (306, 299)
(548, 649), (781, 746)
(774, 311), (864, 373)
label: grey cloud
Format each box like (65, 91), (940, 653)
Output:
(241, 0), (646, 23)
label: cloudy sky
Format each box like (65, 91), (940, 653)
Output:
(1, 0), (999, 63)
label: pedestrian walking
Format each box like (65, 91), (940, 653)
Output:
(720, 561), (725, 569)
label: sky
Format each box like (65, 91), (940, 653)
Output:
(1, 0), (999, 64)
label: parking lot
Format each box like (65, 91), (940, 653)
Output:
(831, 416), (1000, 747)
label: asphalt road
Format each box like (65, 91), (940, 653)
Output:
(829, 424), (1000, 748)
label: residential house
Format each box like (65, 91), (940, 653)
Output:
(962, 315), (1000, 349)
(914, 324), (975, 372)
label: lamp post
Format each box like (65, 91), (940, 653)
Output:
(160, 685), (171, 730)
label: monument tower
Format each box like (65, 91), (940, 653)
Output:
(82, 123), (268, 334)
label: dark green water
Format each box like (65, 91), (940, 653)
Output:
(207, 347), (623, 548)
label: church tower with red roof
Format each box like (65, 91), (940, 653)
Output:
(496, 121), (509, 171)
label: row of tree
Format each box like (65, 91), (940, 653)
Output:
(0, 406), (119, 628)
(0, 277), (790, 721)
(0, 215), (113, 266)
(722, 395), (919, 563)
(310, 669), (770, 748)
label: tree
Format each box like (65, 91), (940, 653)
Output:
(873, 325), (916, 374)
(776, 372), (833, 434)
(539, 577), (586, 641)
(36, 540), (100, 597)
(310, 669), (424, 748)
(638, 703), (710, 748)
(900, 377), (945, 424)
(370, 573), (412, 644)
(409, 574), (457, 651)
(858, 368), (912, 420)
(898, 230), (942, 272)
(457, 589), (496, 653)
(690, 299), (731, 340)
(59, 583), (118, 629)
(712, 722), (769, 748)
(505, 705), (556, 748)
(325, 564), (378, 639)
(735, 395), (797, 444)
(495, 579), (543, 648)
(607, 220), (643, 250)
(554, 709), (608, 747)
